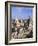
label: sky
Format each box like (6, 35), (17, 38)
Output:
(11, 6), (32, 20)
